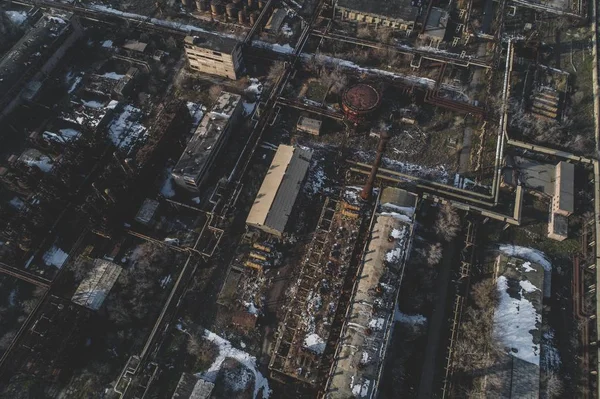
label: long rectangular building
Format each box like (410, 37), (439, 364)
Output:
(324, 188), (417, 398)
(172, 92), (242, 191)
(246, 145), (312, 236)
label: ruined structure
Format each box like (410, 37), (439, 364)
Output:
(333, 0), (419, 31)
(184, 34), (243, 79)
(172, 92), (243, 191)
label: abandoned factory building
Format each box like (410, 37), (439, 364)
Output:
(184, 33), (243, 80)
(171, 91), (243, 191)
(246, 145), (313, 237)
(333, 0), (420, 31)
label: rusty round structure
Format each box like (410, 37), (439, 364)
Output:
(341, 83), (381, 124)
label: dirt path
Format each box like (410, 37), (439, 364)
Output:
(417, 236), (459, 399)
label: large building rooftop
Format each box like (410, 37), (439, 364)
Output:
(0, 13), (72, 108)
(172, 91), (241, 189)
(246, 145), (313, 236)
(555, 161), (574, 214)
(71, 259), (122, 310)
(184, 33), (238, 54)
(336, 0), (419, 23)
(325, 188), (417, 398)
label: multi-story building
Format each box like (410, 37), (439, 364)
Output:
(183, 34), (243, 80)
(333, 0), (420, 32)
(548, 161), (574, 241)
(171, 91), (242, 191)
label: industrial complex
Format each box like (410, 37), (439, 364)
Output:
(0, 0), (597, 398)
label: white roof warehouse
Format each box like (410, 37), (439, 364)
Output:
(246, 145), (313, 237)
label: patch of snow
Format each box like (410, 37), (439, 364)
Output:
(43, 128), (81, 144)
(20, 152), (53, 172)
(197, 329), (271, 398)
(66, 72), (83, 94)
(494, 276), (540, 365)
(81, 99), (104, 109)
(254, 41), (294, 54)
(159, 274), (172, 288)
(351, 377), (371, 397)
(394, 310), (427, 326)
(160, 168), (176, 198)
(243, 78), (263, 117)
(541, 328), (561, 372)
(107, 104), (147, 151)
(8, 288), (17, 306)
(102, 40), (113, 48)
(186, 102), (204, 132)
(381, 203), (414, 217)
(368, 318), (385, 331)
(498, 244), (552, 297)
(191, 197), (201, 204)
(164, 238), (179, 246)
(47, 16), (66, 25)
(303, 333), (326, 355)
(245, 301), (259, 315)
(9, 197), (25, 210)
(521, 261), (535, 272)
(101, 71), (124, 80)
(90, 5), (239, 39)
(6, 11), (28, 26)
(43, 245), (69, 268)
(380, 212), (412, 224)
(520, 280), (540, 293)
(281, 23), (293, 37)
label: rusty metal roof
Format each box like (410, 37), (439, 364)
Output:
(342, 83), (381, 112)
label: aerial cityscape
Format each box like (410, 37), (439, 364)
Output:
(0, 0), (596, 397)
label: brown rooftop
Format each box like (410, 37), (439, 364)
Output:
(342, 83), (381, 112)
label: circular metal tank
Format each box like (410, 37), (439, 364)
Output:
(247, 0), (254, 9)
(196, 0), (208, 11)
(182, 0), (190, 7)
(257, 0), (264, 9)
(249, 11), (257, 25)
(341, 83), (381, 124)
(232, 0), (242, 5)
(226, 2), (238, 18)
(211, 0), (224, 15)
(238, 8), (246, 23)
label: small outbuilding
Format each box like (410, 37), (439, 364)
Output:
(297, 116), (322, 136)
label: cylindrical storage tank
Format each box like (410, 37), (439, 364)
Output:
(341, 83), (381, 125)
(211, 0), (224, 16)
(182, 0), (190, 7)
(257, 0), (264, 9)
(238, 8), (246, 23)
(226, 3), (238, 18)
(196, 0), (207, 10)
(232, 0), (242, 5)
(247, 0), (254, 9)
(249, 11), (257, 25)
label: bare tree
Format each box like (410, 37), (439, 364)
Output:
(434, 203), (461, 241)
(425, 242), (443, 266)
(266, 61), (286, 87)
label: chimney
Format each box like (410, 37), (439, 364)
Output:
(360, 130), (390, 201)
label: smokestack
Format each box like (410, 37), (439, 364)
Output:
(360, 130), (390, 201)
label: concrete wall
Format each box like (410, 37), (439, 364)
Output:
(184, 43), (242, 80)
(335, 7), (414, 30)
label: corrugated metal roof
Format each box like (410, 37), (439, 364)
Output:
(71, 259), (122, 310)
(246, 145), (312, 235)
(556, 161), (574, 213)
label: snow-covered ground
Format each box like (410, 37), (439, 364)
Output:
(394, 310), (427, 326)
(6, 10), (28, 26)
(42, 245), (69, 268)
(196, 329), (271, 399)
(186, 102), (204, 133)
(243, 78), (263, 116)
(20, 151), (53, 172)
(304, 333), (326, 354)
(493, 275), (541, 365)
(498, 244), (552, 297)
(160, 167), (176, 198)
(107, 104), (147, 151)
